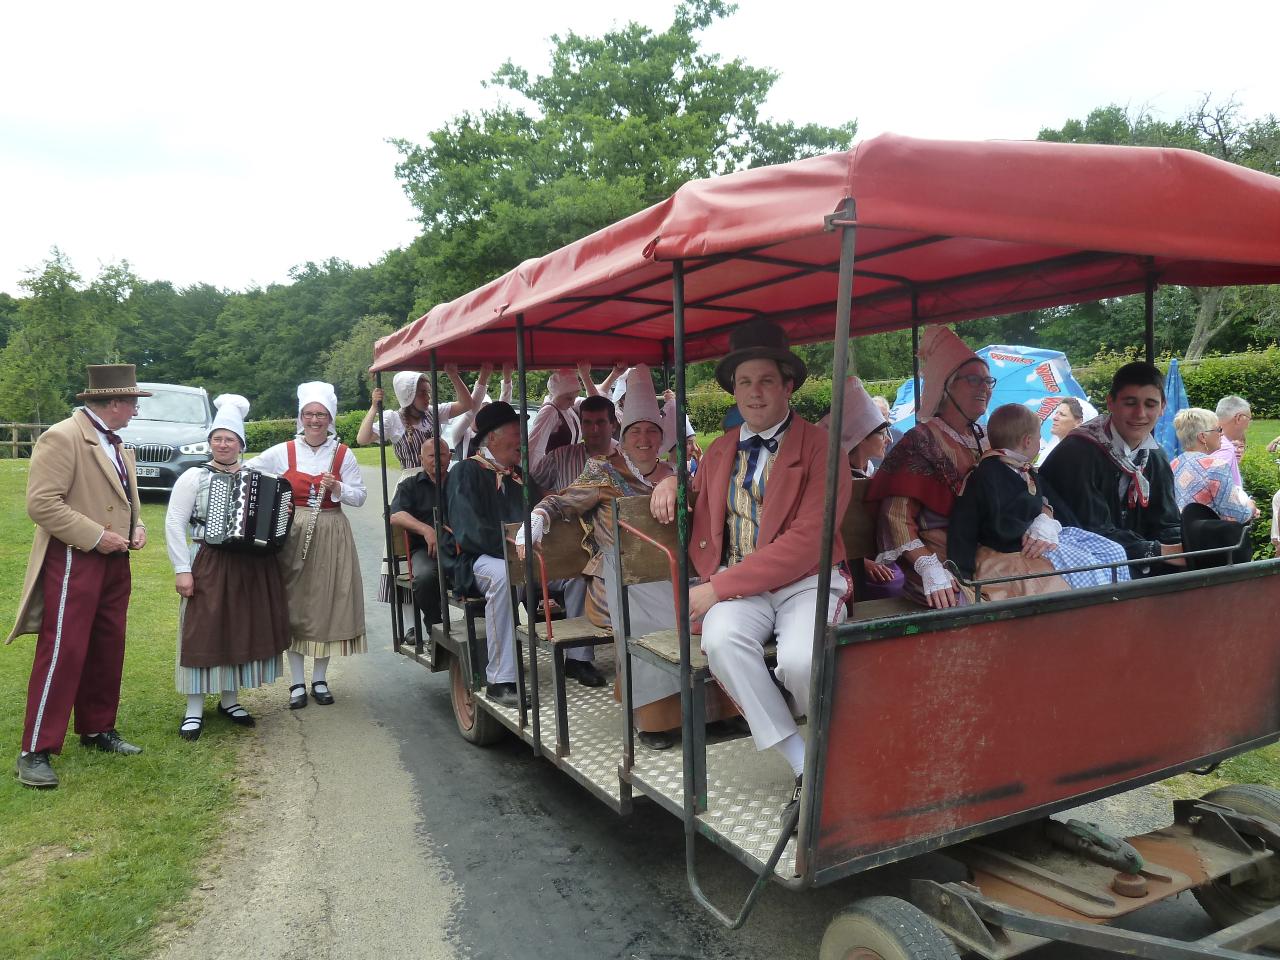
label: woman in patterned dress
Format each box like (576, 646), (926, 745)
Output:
(517, 366), (735, 749)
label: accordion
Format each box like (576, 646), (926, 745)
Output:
(203, 469), (293, 553)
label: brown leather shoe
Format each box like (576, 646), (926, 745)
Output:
(16, 751), (59, 788)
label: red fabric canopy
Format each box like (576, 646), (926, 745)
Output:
(373, 133), (1280, 372)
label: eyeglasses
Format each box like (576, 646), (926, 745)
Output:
(301, 412), (330, 421)
(953, 375), (997, 388)
(113, 398), (140, 410)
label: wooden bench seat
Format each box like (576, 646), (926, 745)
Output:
(847, 596), (919, 622)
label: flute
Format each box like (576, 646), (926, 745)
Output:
(301, 446), (340, 561)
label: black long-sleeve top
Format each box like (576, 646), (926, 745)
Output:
(445, 458), (543, 597)
(947, 458), (1076, 579)
(1039, 434), (1181, 563)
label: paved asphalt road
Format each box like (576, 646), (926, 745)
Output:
(347, 471), (1222, 960)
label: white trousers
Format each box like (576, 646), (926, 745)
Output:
(701, 569), (845, 752)
(472, 556), (590, 685)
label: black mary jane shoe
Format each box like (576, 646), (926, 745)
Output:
(79, 729), (143, 755)
(216, 703), (256, 727)
(310, 682), (335, 706)
(637, 729), (676, 751)
(178, 716), (203, 742)
(289, 683), (308, 710)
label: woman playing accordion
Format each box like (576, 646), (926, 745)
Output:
(164, 395), (291, 741)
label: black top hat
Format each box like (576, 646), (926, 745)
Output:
(713, 319), (808, 393)
(473, 400), (520, 445)
(75, 364), (153, 401)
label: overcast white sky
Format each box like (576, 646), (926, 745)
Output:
(2, 0), (1278, 298)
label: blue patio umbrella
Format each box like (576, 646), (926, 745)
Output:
(1154, 357), (1190, 459)
(887, 344), (1097, 441)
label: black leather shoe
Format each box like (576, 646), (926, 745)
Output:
(80, 729), (143, 755)
(178, 716), (203, 741)
(781, 774), (803, 833)
(637, 729), (675, 750)
(564, 659), (606, 688)
(485, 682), (520, 708)
(289, 683), (308, 710)
(311, 682), (335, 705)
(15, 751), (58, 788)
(216, 703), (256, 727)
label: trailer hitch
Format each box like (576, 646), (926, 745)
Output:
(1045, 818), (1145, 874)
(1177, 798), (1280, 853)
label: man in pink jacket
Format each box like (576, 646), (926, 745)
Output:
(651, 319), (850, 824)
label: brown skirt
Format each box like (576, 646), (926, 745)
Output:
(277, 509), (366, 657)
(180, 546), (291, 668)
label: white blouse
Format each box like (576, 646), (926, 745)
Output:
(245, 437), (367, 508)
(163, 465), (207, 574)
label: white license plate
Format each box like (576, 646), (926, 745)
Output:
(136, 466), (161, 478)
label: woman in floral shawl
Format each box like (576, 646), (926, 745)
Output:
(517, 366), (735, 749)
(866, 327), (992, 608)
(1170, 407), (1257, 568)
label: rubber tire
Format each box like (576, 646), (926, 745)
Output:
(449, 654), (505, 746)
(819, 896), (961, 960)
(1192, 783), (1280, 942)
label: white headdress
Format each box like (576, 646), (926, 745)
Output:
(392, 371), (426, 409)
(209, 394), (250, 447)
(620, 365), (662, 437)
(296, 381), (338, 436)
(819, 377), (887, 453)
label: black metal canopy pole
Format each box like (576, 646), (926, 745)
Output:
(801, 198), (858, 871)
(912, 291), (922, 416)
(1144, 271), (1157, 364)
(374, 369), (400, 651)
(515, 314), (543, 755)
(430, 351), (449, 646)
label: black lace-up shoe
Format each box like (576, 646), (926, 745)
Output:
(79, 729), (143, 755)
(16, 751), (58, 788)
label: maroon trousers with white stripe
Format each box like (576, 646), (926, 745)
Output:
(22, 539), (131, 754)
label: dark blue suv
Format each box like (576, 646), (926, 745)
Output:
(118, 383), (214, 493)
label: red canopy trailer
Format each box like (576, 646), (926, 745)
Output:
(372, 134), (1280, 960)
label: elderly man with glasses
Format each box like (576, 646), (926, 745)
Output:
(10, 365), (151, 789)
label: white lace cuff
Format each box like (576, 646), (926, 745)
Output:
(913, 553), (954, 595)
(1027, 513), (1061, 545)
(513, 511), (546, 548)
(875, 538), (923, 566)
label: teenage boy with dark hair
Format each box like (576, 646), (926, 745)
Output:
(1039, 361), (1184, 576)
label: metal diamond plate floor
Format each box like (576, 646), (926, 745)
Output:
(479, 643), (799, 878)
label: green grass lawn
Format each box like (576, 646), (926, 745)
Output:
(0, 460), (245, 960)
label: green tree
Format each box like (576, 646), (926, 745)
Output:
(321, 314), (397, 409)
(0, 249), (116, 422)
(1039, 98), (1280, 361)
(392, 0), (856, 313)
(0, 292), (19, 349)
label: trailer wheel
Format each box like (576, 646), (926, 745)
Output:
(1193, 783), (1280, 940)
(819, 896), (960, 960)
(449, 654), (505, 746)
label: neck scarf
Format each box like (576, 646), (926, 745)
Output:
(982, 447), (1037, 494)
(737, 412), (792, 490)
(476, 448), (522, 492)
(84, 408), (129, 491)
(1070, 415), (1153, 508)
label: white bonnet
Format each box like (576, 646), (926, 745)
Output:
(296, 381), (338, 436)
(209, 393), (250, 447)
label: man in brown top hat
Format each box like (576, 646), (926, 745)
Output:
(9, 365), (151, 788)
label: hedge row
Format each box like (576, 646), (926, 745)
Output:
(1239, 449), (1279, 560)
(1076, 348), (1280, 417)
(243, 410), (365, 453)
(685, 377), (900, 434)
